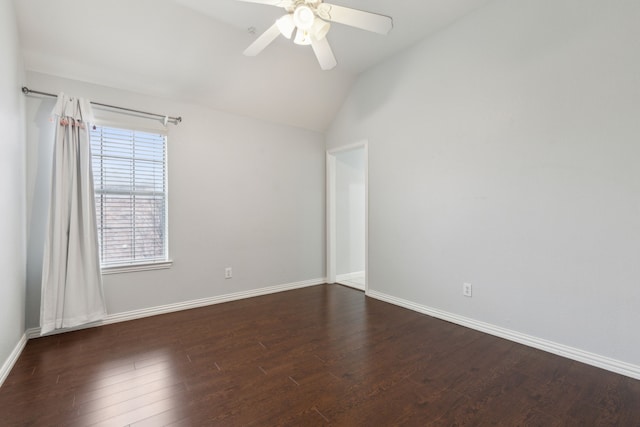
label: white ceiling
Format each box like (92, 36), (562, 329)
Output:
(15, 0), (490, 131)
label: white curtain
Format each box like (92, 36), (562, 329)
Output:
(40, 93), (106, 335)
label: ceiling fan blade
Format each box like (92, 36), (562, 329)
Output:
(243, 23), (281, 56)
(310, 36), (337, 70)
(320, 3), (393, 35)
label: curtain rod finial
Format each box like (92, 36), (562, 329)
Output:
(22, 86), (29, 94)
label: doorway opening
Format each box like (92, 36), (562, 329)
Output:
(327, 142), (368, 292)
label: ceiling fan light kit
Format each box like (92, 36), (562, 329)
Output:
(276, 14), (296, 38)
(293, 5), (315, 30)
(311, 18), (330, 40)
(294, 28), (312, 45)
(237, 0), (393, 70)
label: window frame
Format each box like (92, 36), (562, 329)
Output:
(90, 122), (172, 274)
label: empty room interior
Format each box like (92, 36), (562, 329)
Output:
(1, 0), (639, 425)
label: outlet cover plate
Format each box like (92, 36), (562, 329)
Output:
(463, 283), (472, 297)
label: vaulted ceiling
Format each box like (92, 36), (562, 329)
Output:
(15, 0), (490, 131)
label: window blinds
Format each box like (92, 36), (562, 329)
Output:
(90, 126), (168, 267)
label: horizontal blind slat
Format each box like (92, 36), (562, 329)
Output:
(91, 125), (168, 267)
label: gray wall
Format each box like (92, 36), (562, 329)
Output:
(327, 0), (640, 366)
(0, 0), (27, 373)
(25, 71), (326, 327)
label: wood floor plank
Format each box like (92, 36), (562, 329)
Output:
(1, 284), (638, 426)
(86, 395), (187, 427)
(75, 382), (186, 416)
(130, 407), (192, 427)
(69, 382), (188, 426)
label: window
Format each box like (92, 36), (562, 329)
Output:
(90, 125), (169, 271)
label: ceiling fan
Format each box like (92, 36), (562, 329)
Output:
(236, 0), (393, 70)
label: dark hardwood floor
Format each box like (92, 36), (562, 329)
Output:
(1, 284), (639, 426)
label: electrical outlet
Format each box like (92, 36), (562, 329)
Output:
(225, 267), (232, 279)
(463, 283), (472, 297)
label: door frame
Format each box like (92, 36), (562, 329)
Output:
(326, 141), (369, 292)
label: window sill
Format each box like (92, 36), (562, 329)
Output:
(101, 260), (173, 275)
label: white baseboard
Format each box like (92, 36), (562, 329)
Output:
(367, 289), (640, 381)
(103, 277), (325, 326)
(0, 333), (28, 387)
(26, 278), (326, 339)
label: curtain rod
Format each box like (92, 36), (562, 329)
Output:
(21, 86), (182, 125)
